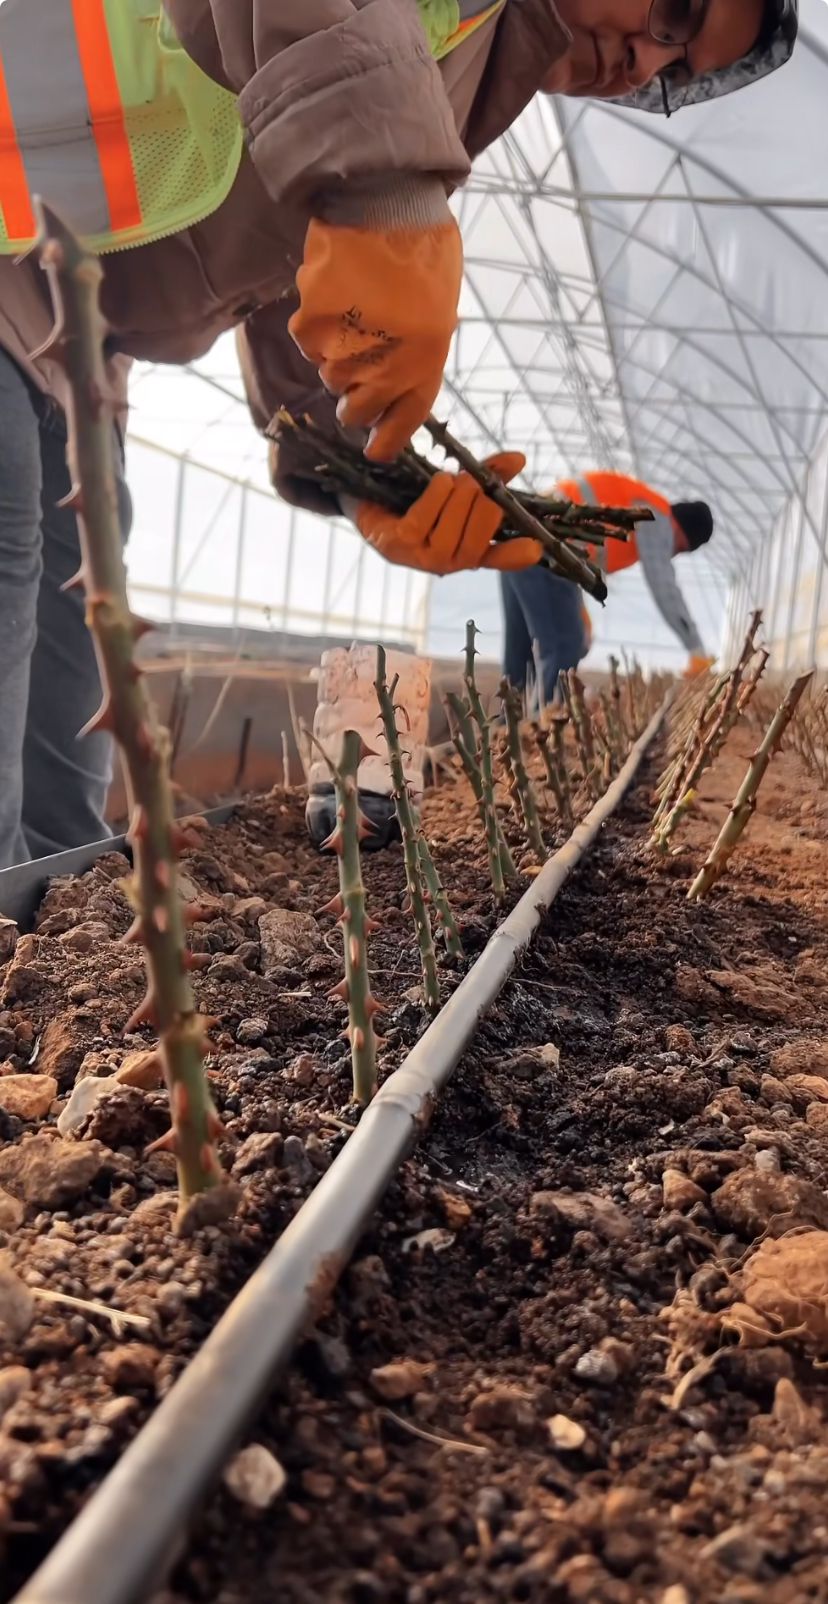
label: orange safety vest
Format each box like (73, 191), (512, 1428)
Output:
(557, 470), (673, 575)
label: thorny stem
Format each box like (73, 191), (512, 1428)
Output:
(313, 728), (380, 1104)
(374, 647), (441, 1012)
(563, 672), (601, 800)
(36, 203), (227, 1224)
(550, 714), (574, 821)
(688, 674), (812, 901)
(425, 415), (608, 603)
(609, 655), (628, 748)
(499, 679), (546, 859)
(463, 622), (508, 901)
(444, 693), (516, 881)
(533, 722), (573, 828)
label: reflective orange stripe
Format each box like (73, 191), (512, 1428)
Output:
(0, 52), (35, 240)
(71, 0), (141, 232)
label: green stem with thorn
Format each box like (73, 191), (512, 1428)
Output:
(499, 679), (545, 858)
(463, 622), (508, 900)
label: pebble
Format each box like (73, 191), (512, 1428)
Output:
(575, 1348), (619, 1386)
(258, 909), (320, 975)
(0, 1134), (104, 1207)
(223, 1443), (286, 1510)
(0, 1074), (57, 1120)
(548, 1413), (586, 1451)
(0, 1188), (23, 1231)
(468, 1384), (535, 1433)
(101, 1344), (160, 1391)
(115, 1050), (164, 1091)
(0, 1257), (35, 1341)
(711, 1167), (828, 1237)
(0, 1365), (32, 1413)
(236, 1018), (269, 1047)
(529, 1189), (630, 1243)
(370, 1359), (433, 1401)
(661, 1168), (707, 1212)
(282, 1135), (313, 1182)
(702, 1522), (768, 1577)
(232, 1132), (284, 1177)
(57, 1075), (122, 1137)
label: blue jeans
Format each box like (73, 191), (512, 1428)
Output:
(0, 348), (132, 868)
(500, 566), (589, 706)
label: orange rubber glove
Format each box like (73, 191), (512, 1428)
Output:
(355, 453), (542, 575)
(684, 653), (715, 678)
(288, 217), (462, 462)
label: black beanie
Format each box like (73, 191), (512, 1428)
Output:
(670, 501), (714, 551)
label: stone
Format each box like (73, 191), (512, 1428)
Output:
(0, 919), (18, 962)
(771, 1039), (828, 1079)
(529, 1189), (630, 1242)
(0, 1074), (57, 1120)
(662, 1168), (706, 1211)
(57, 1075), (123, 1137)
(0, 1366), (31, 1414)
(701, 1523), (769, 1577)
(258, 908), (320, 974)
(468, 1384), (536, 1433)
(370, 1359), (433, 1401)
(0, 1257), (34, 1341)
(58, 922), (110, 953)
(759, 1075), (793, 1107)
(282, 1135), (313, 1182)
(806, 1103), (828, 1129)
(663, 1025), (697, 1055)
(435, 1188), (473, 1229)
(739, 1232), (828, 1356)
(101, 1344), (160, 1391)
(231, 1132), (283, 1177)
(236, 1018), (269, 1047)
(502, 1042), (560, 1080)
(223, 1443), (286, 1511)
(548, 1414), (586, 1451)
(115, 1050), (164, 1090)
(0, 1189), (23, 1232)
(785, 1074), (828, 1111)
(0, 1134), (104, 1207)
(36, 1017), (83, 1087)
(575, 1348), (619, 1386)
(711, 1167), (828, 1238)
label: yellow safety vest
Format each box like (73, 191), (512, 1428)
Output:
(0, 0), (504, 256)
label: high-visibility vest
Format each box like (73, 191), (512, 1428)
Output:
(0, 0), (242, 255)
(557, 470), (673, 575)
(0, 0), (502, 257)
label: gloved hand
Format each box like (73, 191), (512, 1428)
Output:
(684, 653), (715, 678)
(355, 452), (542, 575)
(289, 216), (463, 462)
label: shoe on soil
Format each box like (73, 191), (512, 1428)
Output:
(306, 785), (401, 852)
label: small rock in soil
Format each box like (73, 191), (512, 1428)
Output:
(435, 1188), (473, 1229)
(282, 1135), (313, 1182)
(0, 918), (18, 962)
(502, 1042), (560, 1080)
(370, 1359), (433, 1401)
(35, 1017), (83, 1087)
(223, 1443), (286, 1511)
(662, 1168), (706, 1211)
(785, 1072), (828, 1110)
(575, 1348), (619, 1386)
(236, 1017), (269, 1046)
(737, 1231), (828, 1355)
(57, 1074), (122, 1136)
(548, 1413), (586, 1451)
(711, 1167), (828, 1238)
(101, 1343), (160, 1391)
(0, 1257), (34, 1341)
(0, 1074), (57, 1120)
(663, 1025), (697, 1054)
(115, 1050), (164, 1090)
(807, 1103), (828, 1129)
(771, 1038), (828, 1078)
(530, 1189), (631, 1242)
(0, 1365), (31, 1414)
(58, 921), (110, 953)
(468, 1383), (535, 1433)
(0, 1134), (104, 1206)
(701, 1522), (769, 1577)
(258, 909), (320, 974)
(231, 1132), (283, 1177)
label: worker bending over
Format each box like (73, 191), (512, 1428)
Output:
(0, 0), (797, 866)
(500, 471), (715, 703)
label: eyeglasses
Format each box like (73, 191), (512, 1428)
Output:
(649, 0), (707, 116)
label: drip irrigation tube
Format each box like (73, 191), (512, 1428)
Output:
(14, 695), (670, 1604)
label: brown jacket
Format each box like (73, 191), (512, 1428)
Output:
(0, 0), (569, 509)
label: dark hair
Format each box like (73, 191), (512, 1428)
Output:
(670, 500), (714, 551)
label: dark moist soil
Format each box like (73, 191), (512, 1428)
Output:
(2, 724), (828, 1604)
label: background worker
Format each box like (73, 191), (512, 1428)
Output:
(499, 470), (715, 704)
(0, 0), (797, 867)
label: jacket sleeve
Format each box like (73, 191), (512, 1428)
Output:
(236, 301), (348, 519)
(636, 514), (705, 655)
(167, 1), (471, 214)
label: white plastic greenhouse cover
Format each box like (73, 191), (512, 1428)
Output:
(128, 0), (828, 670)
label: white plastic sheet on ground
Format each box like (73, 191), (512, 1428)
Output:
(128, 0), (828, 670)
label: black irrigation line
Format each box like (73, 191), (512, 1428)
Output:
(12, 696), (670, 1604)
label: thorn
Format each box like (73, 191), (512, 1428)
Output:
(183, 901), (220, 927)
(173, 1082), (190, 1122)
(128, 805), (149, 845)
(170, 824), (204, 853)
(349, 935), (361, 967)
(320, 828), (345, 856)
(125, 661), (143, 685)
(134, 722), (154, 762)
(129, 612), (154, 643)
(118, 916), (145, 948)
(357, 812), (375, 841)
(364, 916), (381, 935)
(60, 567), (87, 594)
(120, 873), (140, 911)
(126, 989), (157, 1031)
(154, 860), (171, 891)
(77, 697), (115, 739)
(317, 893), (344, 919)
(373, 1033), (386, 1050)
(56, 485), (83, 513)
(176, 813), (209, 836)
(328, 979), (349, 1003)
(200, 1142), (220, 1175)
(339, 908), (352, 926)
(28, 324), (68, 365)
(365, 995), (386, 1019)
(145, 1128), (177, 1156)
(351, 1026), (366, 1051)
(183, 950), (211, 971)
(208, 1112), (225, 1141)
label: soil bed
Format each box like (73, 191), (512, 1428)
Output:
(2, 729), (828, 1604)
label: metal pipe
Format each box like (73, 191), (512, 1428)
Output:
(13, 695), (669, 1604)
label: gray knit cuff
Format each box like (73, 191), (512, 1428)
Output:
(313, 175), (452, 231)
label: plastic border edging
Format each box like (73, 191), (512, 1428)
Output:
(13, 695), (670, 1604)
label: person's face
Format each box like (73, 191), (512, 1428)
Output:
(543, 0), (765, 100)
